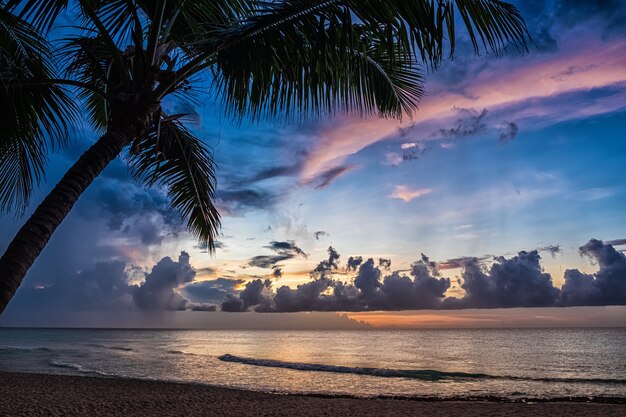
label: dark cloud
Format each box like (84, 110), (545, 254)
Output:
(83, 183), (183, 246)
(435, 108), (488, 140)
(314, 231), (329, 240)
(560, 239), (626, 306)
(248, 254), (295, 269)
(447, 251), (560, 309)
(314, 246), (340, 273)
(498, 121), (519, 144)
(353, 258), (381, 296)
(250, 165), (300, 183)
(133, 252), (196, 311)
(191, 304), (218, 312)
(4, 251), (213, 316)
(215, 188), (278, 214)
(272, 267), (283, 279)
(437, 256), (484, 270)
(218, 240), (626, 312)
(538, 244), (562, 258)
(607, 239), (626, 246)
(248, 240), (308, 269)
(4, 260), (135, 313)
(221, 279), (273, 312)
(378, 258), (392, 270)
(227, 250), (450, 312)
(306, 165), (356, 189)
(264, 278), (335, 312)
(346, 256), (363, 271)
(181, 278), (244, 304)
(265, 241), (306, 257)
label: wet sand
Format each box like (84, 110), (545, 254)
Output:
(0, 371), (624, 417)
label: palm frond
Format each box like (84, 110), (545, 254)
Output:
(0, 6), (76, 212)
(59, 35), (115, 130)
(127, 120), (220, 251)
(168, 0), (529, 120)
(453, 0), (529, 55)
(212, 21), (425, 120)
(5, 0), (70, 33)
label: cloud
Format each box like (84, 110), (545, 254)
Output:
(266, 241), (307, 257)
(384, 143), (426, 167)
(215, 188), (278, 214)
(248, 254), (292, 269)
(447, 251), (561, 309)
(304, 165), (356, 189)
(191, 304), (218, 312)
(249, 165), (300, 183)
(498, 121), (519, 144)
(221, 279), (273, 312)
(248, 240), (308, 269)
(4, 260), (135, 313)
(433, 108), (488, 140)
(437, 256), (483, 270)
(538, 244), (562, 257)
(133, 252), (196, 311)
(314, 231), (329, 240)
(298, 32), (626, 180)
(346, 256), (363, 271)
(378, 258), (392, 270)
(181, 278), (244, 304)
(560, 239), (626, 306)
(389, 186), (433, 202)
(6, 237), (626, 317)
(224, 250), (449, 312)
(3, 251), (215, 316)
(216, 239), (626, 313)
(313, 246), (340, 274)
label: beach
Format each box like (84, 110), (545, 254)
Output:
(1, 372), (624, 417)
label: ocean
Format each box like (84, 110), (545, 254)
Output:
(1, 328), (625, 400)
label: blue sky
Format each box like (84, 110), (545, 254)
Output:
(0, 0), (625, 327)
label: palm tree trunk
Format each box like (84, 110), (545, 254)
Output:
(0, 128), (134, 315)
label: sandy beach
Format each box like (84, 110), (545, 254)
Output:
(0, 372), (624, 417)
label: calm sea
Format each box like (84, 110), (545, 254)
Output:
(1, 328), (625, 400)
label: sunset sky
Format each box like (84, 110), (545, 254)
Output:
(1, 0), (625, 328)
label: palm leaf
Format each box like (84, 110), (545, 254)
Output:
(212, 22), (425, 120)
(5, 0), (70, 33)
(168, 0), (529, 119)
(0, 6), (76, 212)
(127, 120), (220, 251)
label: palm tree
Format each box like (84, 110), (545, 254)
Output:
(0, 0), (530, 314)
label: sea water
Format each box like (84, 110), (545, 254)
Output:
(1, 328), (625, 400)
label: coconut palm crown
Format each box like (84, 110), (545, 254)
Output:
(0, 0), (530, 313)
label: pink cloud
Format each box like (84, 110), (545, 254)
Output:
(300, 37), (626, 180)
(389, 186), (433, 202)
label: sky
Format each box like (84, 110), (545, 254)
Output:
(1, 0), (625, 329)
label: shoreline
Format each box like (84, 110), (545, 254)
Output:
(1, 371), (626, 416)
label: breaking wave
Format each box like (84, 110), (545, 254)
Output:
(0, 345), (52, 353)
(218, 354), (489, 381)
(49, 361), (120, 377)
(218, 354), (626, 385)
(84, 343), (134, 352)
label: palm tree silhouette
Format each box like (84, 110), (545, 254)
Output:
(0, 0), (530, 313)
